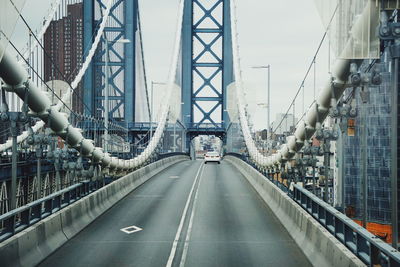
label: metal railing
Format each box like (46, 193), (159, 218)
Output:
(293, 185), (400, 266)
(225, 154), (400, 266)
(224, 152), (248, 163)
(157, 152), (189, 160)
(0, 153), (187, 243)
(128, 122), (158, 130)
(187, 123), (224, 130)
(0, 181), (91, 242)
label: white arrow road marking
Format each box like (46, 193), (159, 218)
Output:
(169, 175), (179, 179)
(120, 225), (143, 234)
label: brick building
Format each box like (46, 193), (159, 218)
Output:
(44, 3), (83, 113)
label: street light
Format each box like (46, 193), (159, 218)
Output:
(150, 81), (166, 139)
(252, 65), (271, 138)
(257, 103), (268, 109)
(104, 37), (130, 153)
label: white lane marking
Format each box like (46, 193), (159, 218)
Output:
(120, 225), (143, 234)
(165, 163), (204, 267)
(169, 175), (179, 179)
(179, 161), (205, 267)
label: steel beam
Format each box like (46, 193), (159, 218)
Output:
(222, 0), (233, 126)
(83, 0), (94, 116)
(391, 47), (399, 249)
(10, 117), (17, 210)
(182, 0), (193, 128)
(235, 1), (375, 168)
(84, 0), (137, 125)
(125, 0), (137, 125)
(182, 0), (233, 138)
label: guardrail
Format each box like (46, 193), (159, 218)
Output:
(226, 153), (400, 266)
(157, 152), (189, 160)
(0, 153), (187, 243)
(187, 123), (225, 131)
(189, 122), (223, 128)
(0, 181), (91, 242)
(293, 184), (400, 266)
(225, 152), (247, 160)
(128, 122), (158, 130)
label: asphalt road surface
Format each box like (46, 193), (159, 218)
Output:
(39, 160), (311, 267)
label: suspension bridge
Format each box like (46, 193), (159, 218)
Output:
(0, 0), (400, 266)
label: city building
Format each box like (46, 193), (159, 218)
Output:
(270, 113), (296, 135)
(44, 3), (83, 113)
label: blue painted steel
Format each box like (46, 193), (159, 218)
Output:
(83, 0), (137, 126)
(0, 182), (91, 242)
(187, 122), (225, 137)
(222, 0), (233, 127)
(83, 0), (94, 115)
(182, 0), (193, 152)
(181, 0), (233, 132)
(0, 160), (55, 182)
(192, 0), (223, 126)
(124, 0), (137, 126)
(182, 0), (193, 127)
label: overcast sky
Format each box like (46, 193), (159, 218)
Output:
(11, 0), (331, 130)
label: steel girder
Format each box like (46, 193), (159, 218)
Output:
(83, 0), (137, 126)
(182, 0), (233, 131)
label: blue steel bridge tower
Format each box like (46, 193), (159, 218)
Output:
(181, 0), (234, 143)
(83, 0), (137, 127)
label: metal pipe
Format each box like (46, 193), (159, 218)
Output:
(0, 47), (113, 169)
(37, 150), (41, 200)
(10, 119), (17, 210)
(104, 39), (109, 153)
(0, 29), (180, 173)
(231, 0), (376, 168)
(361, 90), (368, 228)
(312, 158), (316, 195)
(340, 126), (346, 212)
(55, 164), (61, 191)
(323, 141), (330, 203)
(392, 55), (399, 249)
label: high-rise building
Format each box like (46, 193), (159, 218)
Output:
(44, 3), (83, 113)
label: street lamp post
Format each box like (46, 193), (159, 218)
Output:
(252, 65), (271, 137)
(104, 37), (130, 153)
(150, 81), (166, 139)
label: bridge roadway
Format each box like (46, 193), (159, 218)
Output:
(39, 160), (311, 267)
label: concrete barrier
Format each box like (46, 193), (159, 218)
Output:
(0, 155), (188, 267)
(225, 156), (365, 267)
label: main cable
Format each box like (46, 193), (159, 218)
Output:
(271, 3), (339, 136)
(0, 0), (115, 153)
(9, 0), (93, 115)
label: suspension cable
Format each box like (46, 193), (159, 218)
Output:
(272, 4), (339, 135)
(0, 0), (114, 152)
(10, 4), (92, 114)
